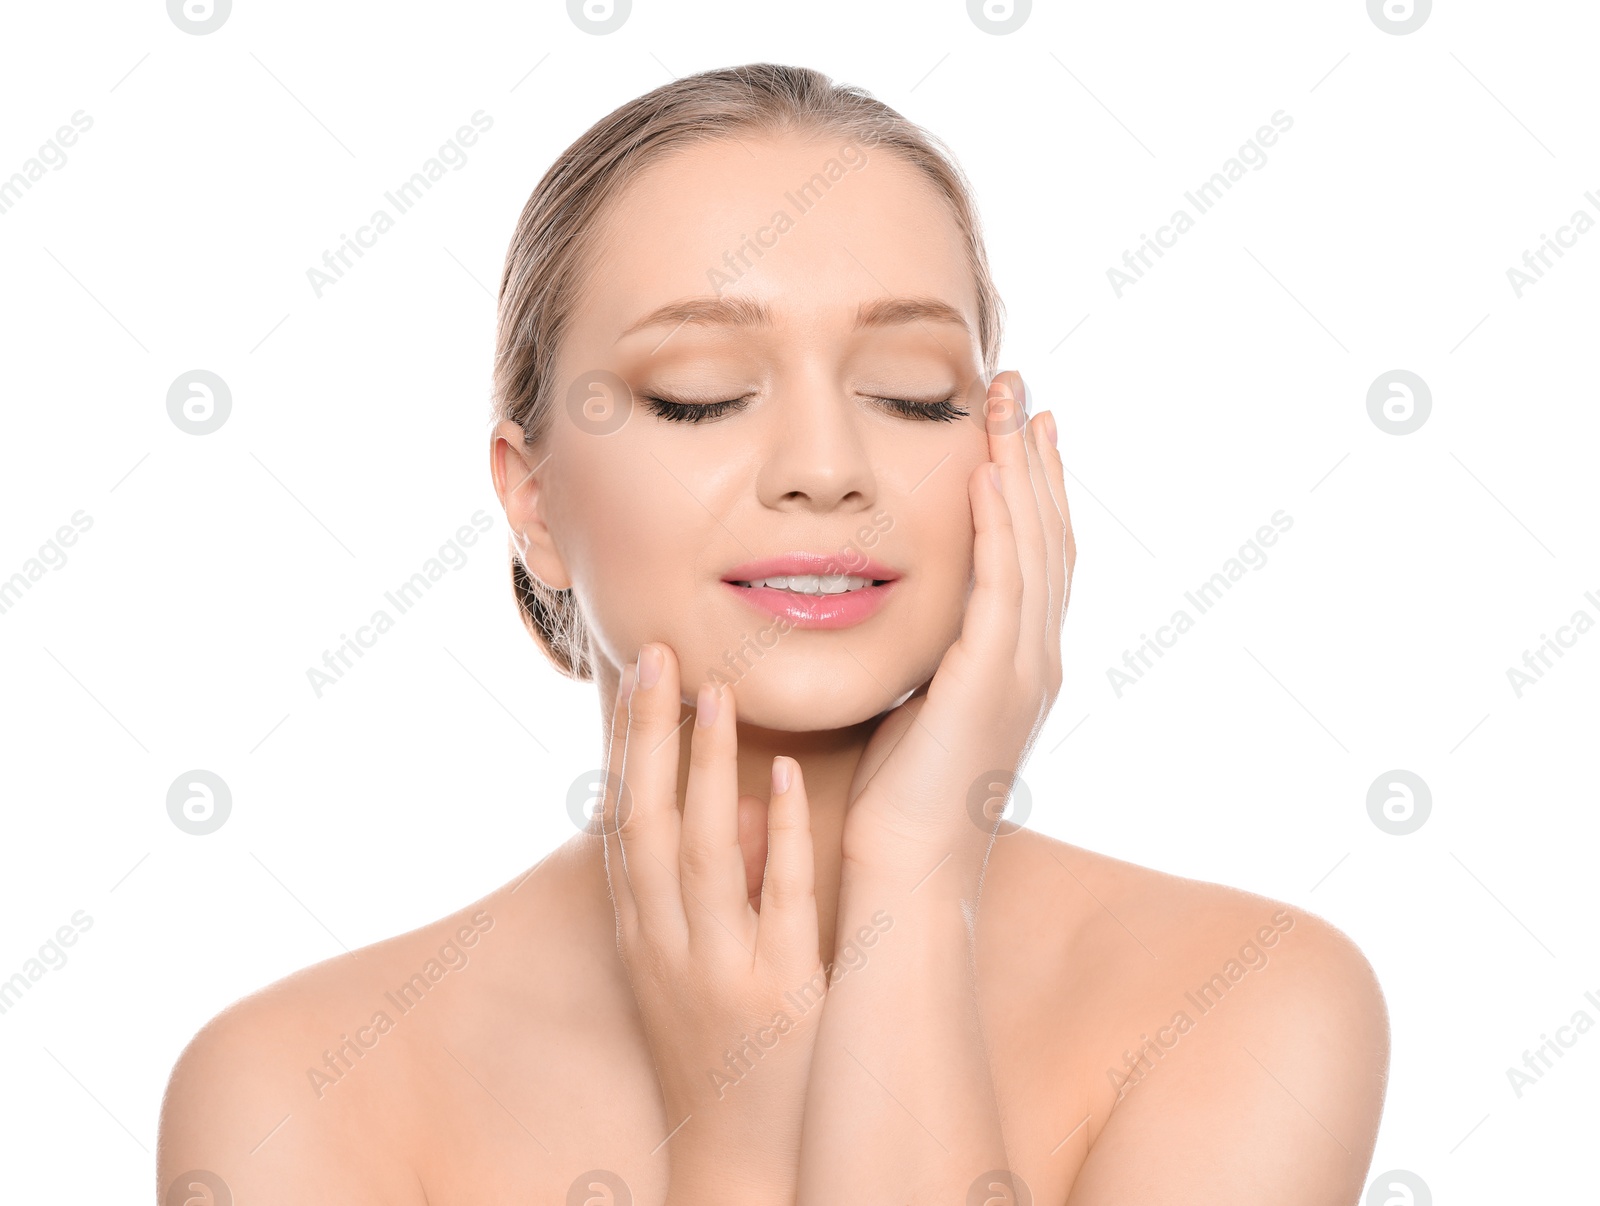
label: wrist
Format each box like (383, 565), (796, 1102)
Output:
(834, 862), (982, 955)
(667, 1152), (795, 1206)
(666, 1183), (789, 1206)
(841, 817), (991, 901)
(666, 1185), (787, 1206)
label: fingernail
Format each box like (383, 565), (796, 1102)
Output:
(1044, 411), (1058, 448)
(621, 661), (638, 702)
(638, 644), (662, 689)
(772, 756), (792, 795)
(696, 683), (719, 728)
(988, 463), (1003, 492)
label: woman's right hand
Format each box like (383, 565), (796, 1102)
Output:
(600, 642), (825, 1205)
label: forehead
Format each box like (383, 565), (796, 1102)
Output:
(582, 132), (979, 336)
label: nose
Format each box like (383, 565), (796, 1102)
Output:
(753, 377), (877, 515)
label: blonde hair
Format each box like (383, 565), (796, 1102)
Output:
(492, 62), (1004, 680)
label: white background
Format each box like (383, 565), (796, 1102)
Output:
(1, 0), (1596, 1200)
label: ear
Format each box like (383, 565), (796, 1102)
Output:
(489, 418), (572, 590)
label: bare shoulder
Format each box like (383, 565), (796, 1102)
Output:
(990, 831), (1390, 1202)
(993, 829), (1387, 1019)
(154, 860), (548, 1206)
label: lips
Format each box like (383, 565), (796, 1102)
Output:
(721, 553), (901, 584)
(721, 552), (901, 630)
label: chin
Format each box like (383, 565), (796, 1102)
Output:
(698, 643), (929, 733)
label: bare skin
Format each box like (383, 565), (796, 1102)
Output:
(157, 130), (1389, 1204)
(155, 831), (1386, 1203)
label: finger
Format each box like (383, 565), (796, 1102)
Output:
(618, 642), (690, 944)
(954, 439), (1022, 677)
(987, 371), (1048, 661)
(680, 678), (753, 957)
(1030, 409), (1074, 684)
(888, 458), (1019, 786)
(600, 660), (639, 936)
(737, 793), (769, 912)
(756, 756), (820, 973)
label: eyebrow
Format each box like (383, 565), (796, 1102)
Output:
(616, 294), (972, 341)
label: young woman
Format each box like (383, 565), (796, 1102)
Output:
(157, 63), (1389, 1205)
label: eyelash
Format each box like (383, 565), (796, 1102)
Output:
(641, 394), (970, 424)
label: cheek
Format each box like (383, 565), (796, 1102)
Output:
(556, 452), (711, 657)
(893, 491), (976, 650)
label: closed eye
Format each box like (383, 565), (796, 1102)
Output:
(873, 395), (970, 423)
(640, 395), (749, 423)
(641, 394), (970, 424)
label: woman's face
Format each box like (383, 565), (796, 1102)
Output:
(501, 130), (994, 730)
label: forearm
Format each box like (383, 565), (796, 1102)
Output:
(666, 1169), (794, 1206)
(796, 862), (1008, 1204)
(666, 1139), (801, 1206)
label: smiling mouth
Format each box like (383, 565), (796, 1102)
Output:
(726, 574), (892, 595)
(720, 575), (898, 630)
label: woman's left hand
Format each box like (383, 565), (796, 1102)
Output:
(839, 369), (1074, 890)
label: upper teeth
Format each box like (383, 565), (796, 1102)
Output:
(739, 574), (875, 595)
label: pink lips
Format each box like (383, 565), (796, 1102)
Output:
(722, 553), (900, 630)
